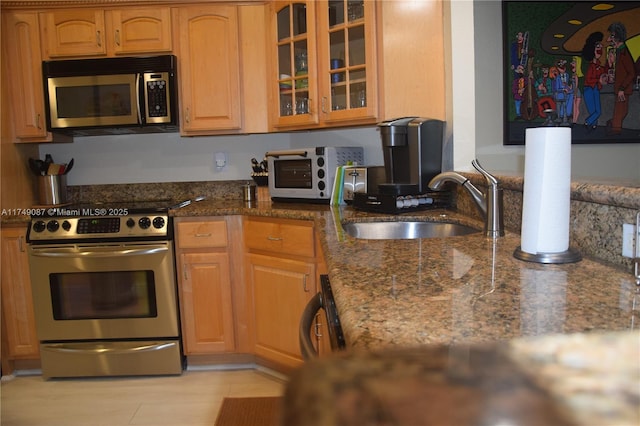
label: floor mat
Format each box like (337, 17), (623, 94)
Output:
(215, 396), (283, 426)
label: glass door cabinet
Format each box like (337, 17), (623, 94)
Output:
(272, 1), (319, 127)
(270, 0), (377, 129)
(318, 0), (377, 123)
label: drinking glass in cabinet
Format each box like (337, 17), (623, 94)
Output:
(332, 86), (346, 111)
(296, 98), (309, 114)
(351, 90), (367, 108)
(295, 52), (308, 74)
(281, 97), (293, 116)
(347, 1), (364, 21)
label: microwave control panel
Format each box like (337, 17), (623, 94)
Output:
(144, 72), (171, 123)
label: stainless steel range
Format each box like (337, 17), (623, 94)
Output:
(26, 202), (183, 378)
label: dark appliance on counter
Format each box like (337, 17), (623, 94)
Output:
(26, 201), (184, 378)
(299, 275), (346, 359)
(43, 55), (178, 135)
(353, 117), (451, 214)
(266, 147), (364, 203)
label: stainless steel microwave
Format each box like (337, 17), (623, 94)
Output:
(43, 55), (178, 135)
(266, 147), (364, 203)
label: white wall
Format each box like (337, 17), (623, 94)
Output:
(41, 128), (383, 186)
(40, 0), (639, 185)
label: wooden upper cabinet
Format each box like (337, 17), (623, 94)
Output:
(108, 8), (172, 55)
(40, 9), (107, 57)
(377, 1), (446, 121)
(315, 0), (378, 125)
(174, 5), (242, 134)
(39, 7), (172, 58)
(268, 1), (319, 129)
(268, 0), (378, 131)
(2, 11), (50, 140)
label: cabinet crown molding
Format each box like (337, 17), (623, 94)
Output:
(1, 0), (265, 10)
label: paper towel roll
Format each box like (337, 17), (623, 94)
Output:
(521, 127), (572, 254)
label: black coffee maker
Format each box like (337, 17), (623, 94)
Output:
(378, 117), (444, 195)
(352, 117), (447, 213)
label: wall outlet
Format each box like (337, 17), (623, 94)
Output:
(622, 223), (638, 258)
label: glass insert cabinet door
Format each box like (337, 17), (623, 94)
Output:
(272, 1), (376, 126)
(320, 0), (375, 118)
(274, 1), (319, 125)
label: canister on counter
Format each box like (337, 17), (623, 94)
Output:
(243, 184), (257, 202)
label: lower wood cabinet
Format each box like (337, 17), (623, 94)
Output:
(0, 225), (40, 372)
(243, 216), (320, 369)
(175, 218), (235, 354)
(245, 253), (315, 368)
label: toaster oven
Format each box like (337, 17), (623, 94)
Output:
(266, 147), (364, 203)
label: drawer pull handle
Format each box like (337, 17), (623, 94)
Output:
(303, 274), (309, 292)
(195, 233), (212, 238)
(267, 236), (283, 241)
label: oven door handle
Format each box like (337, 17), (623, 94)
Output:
(30, 246), (168, 258)
(42, 342), (176, 355)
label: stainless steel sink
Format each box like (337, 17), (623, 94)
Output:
(342, 221), (480, 240)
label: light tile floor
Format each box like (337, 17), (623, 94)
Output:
(1, 367), (286, 426)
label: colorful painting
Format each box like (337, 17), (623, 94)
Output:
(503, 1), (640, 144)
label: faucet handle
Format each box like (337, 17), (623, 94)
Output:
(472, 159), (498, 186)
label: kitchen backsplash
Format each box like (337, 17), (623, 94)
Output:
(67, 180), (251, 203)
(457, 174), (640, 270)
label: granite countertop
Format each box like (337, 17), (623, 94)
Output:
(171, 198), (638, 349)
(317, 207), (638, 349)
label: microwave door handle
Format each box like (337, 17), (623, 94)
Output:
(265, 150), (309, 158)
(136, 73), (143, 125)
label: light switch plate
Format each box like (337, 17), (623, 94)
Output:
(214, 152), (227, 170)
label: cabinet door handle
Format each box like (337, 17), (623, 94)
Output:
(303, 274), (309, 292)
(18, 236), (25, 252)
(35, 113), (41, 129)
(115, 29), (120, 46)
(96, 30), (102, 47)
(185, 107), (190, 123)
(321, 96), (327, 114)
(183, 266), (188, 281)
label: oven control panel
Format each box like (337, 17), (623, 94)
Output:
(27, 214), (169, 242)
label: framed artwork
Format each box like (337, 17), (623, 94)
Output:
(502, 1), (640, 145)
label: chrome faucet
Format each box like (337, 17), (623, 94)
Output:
(428, 159), (504, 238)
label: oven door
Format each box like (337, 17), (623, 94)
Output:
(268, 155), (319, 201)
(28, 241), (179, 341)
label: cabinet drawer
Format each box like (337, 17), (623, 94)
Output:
(177, 220), (228, 248)
(244, 217), (314, 258)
